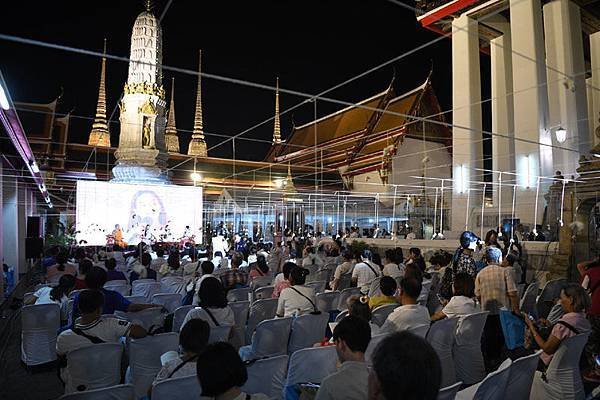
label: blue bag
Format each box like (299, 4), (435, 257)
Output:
(499, 308), (525, 350)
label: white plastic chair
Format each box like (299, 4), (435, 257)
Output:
(152, 374), (202, 400)
(453, 311), (489, 385)
(172, 305), (194, 332)
(160, 276), (186, 294)
(537, 279), (567, 319)
(529, 333), (589, 400)
(251, 276), (273, 291)
(316, 291), (341, 312)
(21, 303), (60, 366)
(336, 273), (352, 291)
(519, 281), (539, 318)
(365, 333), (389, 366)
(209, 325), (232, 343)
(66, 343), (123, 393)
(242, 355), (289, 400)
(338, 287), (361, 310)
(504, 350), (542, 400)
(305, 280), (327, 294)
(288, 313), (329, 354)
(437, 381), (463, 400)
(246, 298), (278, 344)
(227, 287), (252, 303)
(427, 317), (459, 388)
(239, 317), (293, 361)
(407, 324), (430, 338)
(151, 293), (183, 313)
(131, 281), (161, 303)
(455, 358), (512, 400)
(115, 307), (164, 330)
(127, 333), (179, 399)
(254, 285), (275, 300)
(284, 346), (337, 389)
(103, 280), (130, 297)
(124, 295), (146, 304)
(229, 300), (250, 348)
(58, 384), (134, 400)
(371, 304), (399, 327)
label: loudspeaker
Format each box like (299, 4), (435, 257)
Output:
(27, 216), (41, 238)
(25, 237), (44, 259)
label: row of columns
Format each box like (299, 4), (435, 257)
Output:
(451, 0), (600, 233)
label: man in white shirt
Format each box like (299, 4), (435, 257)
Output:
(316, 316), (371, 400)
(380, 277), (430, 336)
(56, 289), (146, 392)
(351, 250), (380, 294)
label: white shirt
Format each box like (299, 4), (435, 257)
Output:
(56, 317), (131, 355)
(382, 263), (405, 279)
(380, 304), (430, 334)
(182, 306), (235, 328)
(315, 361), (369, 400)
(273, 273), (285, 287)
(352, 261), (380, 293)
(277, 285), (316, 317)
(442, 295), (480, 319)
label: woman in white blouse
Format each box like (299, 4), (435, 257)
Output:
(431, 272), (480, 321)
(182, 278), (235, 328)
(26, 274), (76, 322)
(276, 267), (317, 317)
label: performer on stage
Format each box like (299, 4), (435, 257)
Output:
(113, 224), (128, 248)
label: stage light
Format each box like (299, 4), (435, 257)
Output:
(30, 160), (40, 173)
(0, 84), (9, 110)
(555, 126), (567, 143)
(190, 172), (202, 182)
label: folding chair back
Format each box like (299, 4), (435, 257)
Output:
(131, 281), (161, 303)
(227, 287), (252, 302)
(316, 291), (341, 313)
(209, 325), (232, 343)
(334, 310), (349, 323)
(519, 281), (539, 318)
(103, 281), (130, 297)
(365, 334), (388, 366)
(336, 273), (352, 291)
(242, 355), (289, 400)
(152, 375), (202, 400)
(417, 279), (432, 306)
(254, 285), (275, 300)
(338, 287), (361, 310)
(285, 346), (337, 386)
(305, 280), (326, 294)
(288, 313), (329, 354)
(240, 317), (292, 360)
(367, 277), (383, 297)
(427, 317), (459, 388)
(229, 301), (250, 348)
(537, 279), (568, 319)
(246, 298), (278, 344)
(115, 307), (165, 330)
(151, 293), (183, 313)
(124, 295), (146, 304)
(160, 276), (186, 294)
(504, 350), (542, 400)
(21, 303), (60, 365)
(437, 382), (462, 400)
(456, 358), (512, 400)
(172, 305), (194, 332)
(128, 333), (179, 399)
(58, 384), (134, 400)
(371, 304), (398, 327)
(251, 276), (273, 291)
(66, 343), (123, 393)
(453, 311), (489, 385)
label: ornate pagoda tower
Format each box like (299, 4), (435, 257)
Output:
(164, 77), (180, 153)
(112, 5), (169, 183)
(187, 50), (208, 157)
(88, 39), (110, 147)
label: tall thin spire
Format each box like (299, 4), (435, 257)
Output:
(188, 50), (207, 157)
(273, 77), (282, 144)
(165, 77), (180, 153)
(88, 39), (110, 147)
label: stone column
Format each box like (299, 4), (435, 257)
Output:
(510, 0), (550, 227)
(543, 0), (589, 178)
(451, 14), (483, 235)
(490, 25), (516, 210)
(591, 32), (600, 148)
(589, 77), (596, 147)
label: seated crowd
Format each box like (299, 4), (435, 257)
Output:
(20, 229), (600, 399)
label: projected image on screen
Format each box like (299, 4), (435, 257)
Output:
(76, 181), (203, 246)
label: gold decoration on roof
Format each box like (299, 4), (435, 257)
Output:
(88, 39), (110, 147)
(124, 82), (165, 99)
(188, 50), (208, 157)
(273, 77), (283, 144)
(138, 99), (156, 115)
(165, 77), (180, 153)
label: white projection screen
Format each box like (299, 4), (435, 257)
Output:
(76, 181), (203, 246)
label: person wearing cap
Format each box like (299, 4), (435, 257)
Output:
(276, 267), (317, 317)
(352, 249), (381, 294)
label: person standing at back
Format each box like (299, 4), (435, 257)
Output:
(315, 316), (371, 400)
(352, 250), (380, 294)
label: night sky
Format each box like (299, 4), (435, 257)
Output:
(1, 0), (490, 163)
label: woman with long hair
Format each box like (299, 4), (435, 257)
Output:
(182, 277), (235, 328)
(249, 254), (270, 280)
